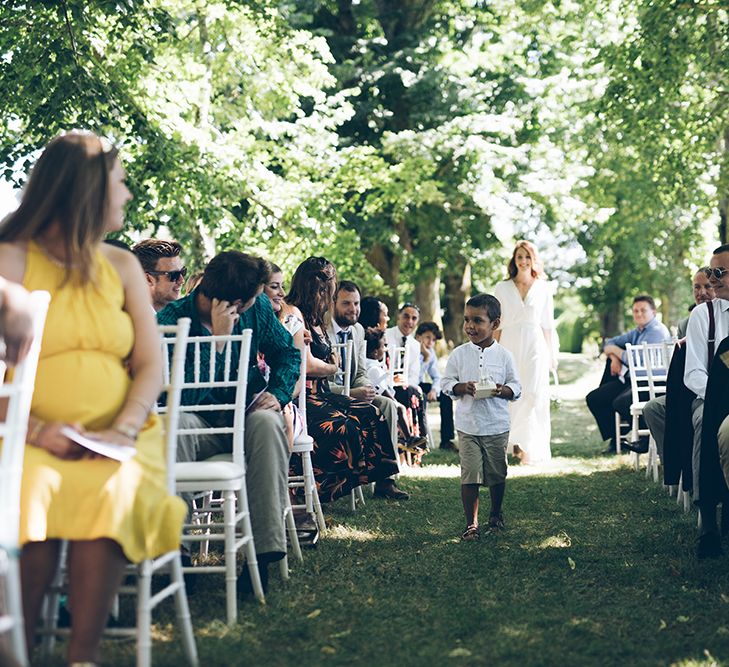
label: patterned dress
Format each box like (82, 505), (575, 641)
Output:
(304, 328), (399, 501)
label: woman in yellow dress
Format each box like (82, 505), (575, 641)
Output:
(0, 131), (186, 665)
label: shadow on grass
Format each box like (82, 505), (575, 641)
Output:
(85, 467), (729, 667)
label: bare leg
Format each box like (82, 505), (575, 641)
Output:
(66, 539), (127, 663)
(20, 540), (62, 653)
(489, 482), (505, 517)
(461, 484), (480, 527)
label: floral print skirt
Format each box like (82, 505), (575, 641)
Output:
(299, 390), (399, 502)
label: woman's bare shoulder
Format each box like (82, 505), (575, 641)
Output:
(100, 243), (142, 282)
(0, 241), (28, 282)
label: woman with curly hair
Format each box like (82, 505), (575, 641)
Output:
(286, 257), (403, 501)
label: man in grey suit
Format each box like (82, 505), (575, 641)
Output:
(329, 280), (408, 499)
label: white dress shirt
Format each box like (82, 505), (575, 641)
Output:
(385, 325), (420, 387)
(441, 341), (521, 437)
(684, 299), (729, 399)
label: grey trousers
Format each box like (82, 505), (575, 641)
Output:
(643, 395), (666, 460)
(373, 394), (399, 472)
(691, 398), (704, 502)
(718, 415), (729, 490)
(177, 409), (289, 555)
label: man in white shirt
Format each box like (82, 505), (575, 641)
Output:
(330, 281), (407, 499)
(386, 303), (429, 438)
(641, 268), (715, 459)
(685, 244), (729, 557)
(132, 238), (187, 312)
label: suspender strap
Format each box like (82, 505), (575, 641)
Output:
(707, 300), (716, 365)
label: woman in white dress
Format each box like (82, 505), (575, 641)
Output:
(493, 240), (557, 464)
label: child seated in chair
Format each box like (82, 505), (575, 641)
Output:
(441, 294), (521, 541)
(365, 327), (428, 462)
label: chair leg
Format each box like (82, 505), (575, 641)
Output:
(237, 489), (265, 605)
(6, 556), (28, 667)
(222, 491), (238, 625)
(136, 560), (153, 667)
(356, 486), (365, 507)
(350, 489), (356, 512)
(40, 540), (67, 658)
(614, 412), (622, 454)
(312, 487), (326, 534)
(170, 552), (199, 666)
(285, 504), (303, 564)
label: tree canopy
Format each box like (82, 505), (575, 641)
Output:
(1, 0), (725, 342)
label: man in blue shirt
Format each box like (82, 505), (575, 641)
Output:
(586, 295), (671, 454)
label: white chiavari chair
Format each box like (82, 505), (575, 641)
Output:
(41, 318), (199, 667)
(0, 291), (50, 667)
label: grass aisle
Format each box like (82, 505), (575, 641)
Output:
(99, 354), (729, 666)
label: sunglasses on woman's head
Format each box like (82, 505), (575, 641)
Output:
(148, 267), (188, 282)
(701, 267), (729, 280)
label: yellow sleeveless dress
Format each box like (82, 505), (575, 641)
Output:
(19, 241), (186, 562)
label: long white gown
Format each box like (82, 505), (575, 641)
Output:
(493, 278), (556, 463)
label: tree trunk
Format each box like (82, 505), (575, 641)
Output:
(365, 242), (401, 317)
(414, 272), (441, 326)
(442, 260), (471, 346)
(719, 126), (729, 243)
(601, 303), (622, 341)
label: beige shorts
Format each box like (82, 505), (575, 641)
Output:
(458, 430), (509, 487)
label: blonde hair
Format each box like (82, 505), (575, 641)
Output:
(0, 131), (119, 284)
(507, 240), (544, 279)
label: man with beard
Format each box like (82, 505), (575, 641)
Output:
(329, 281), (409, 499)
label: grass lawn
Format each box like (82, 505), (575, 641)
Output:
(46, 355), (729, 666)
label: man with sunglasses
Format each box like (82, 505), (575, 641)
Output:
(132, 238), (187, 312)
(683, 245), (729, 557)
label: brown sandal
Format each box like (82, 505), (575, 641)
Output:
(461, 524), (480, 541)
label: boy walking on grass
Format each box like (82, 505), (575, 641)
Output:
(442, 294), (521, 541)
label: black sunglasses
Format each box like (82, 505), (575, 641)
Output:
(148, 267), (188, 282)
(701, 267), (728, 280)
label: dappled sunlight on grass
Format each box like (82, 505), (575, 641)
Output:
(325, 524), (385, 541)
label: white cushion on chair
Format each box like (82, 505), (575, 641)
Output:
(175, 461), (243, 482)
(292, 435), (314, 452)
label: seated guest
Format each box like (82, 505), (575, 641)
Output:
(132, 238), (186, 312)
(359, 296), (389, 330)
(0, 276), (35, 366)
(386, 303), (428, 439)
(642, 269), (715, 458)
(286, 257), (403, 500)
(330, 281), (422, 464)
(0, 131), (185, 664)
(184, 270), (204, 296)
(365, 328), (427, 459)
(585, 295), (671, 454)
(416, 321), (455, 450)
(682, 246), (729, 557)
(157, 251), (300, 591)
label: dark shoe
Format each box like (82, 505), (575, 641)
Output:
(697, 532), (723, 559)
(440, 441), (455, 450)
(237, 560), (269, 597)
(373, 481), (410, 500)
(180, 551), (199, 595)
(722, 506), (729, 538)
(293, 513), (320, 548)
(409, 436), (429, 451)
(488, 513), (505, 532)
(623, 437), (649, 454)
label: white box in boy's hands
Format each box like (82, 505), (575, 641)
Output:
(473, 377), (496, 399)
